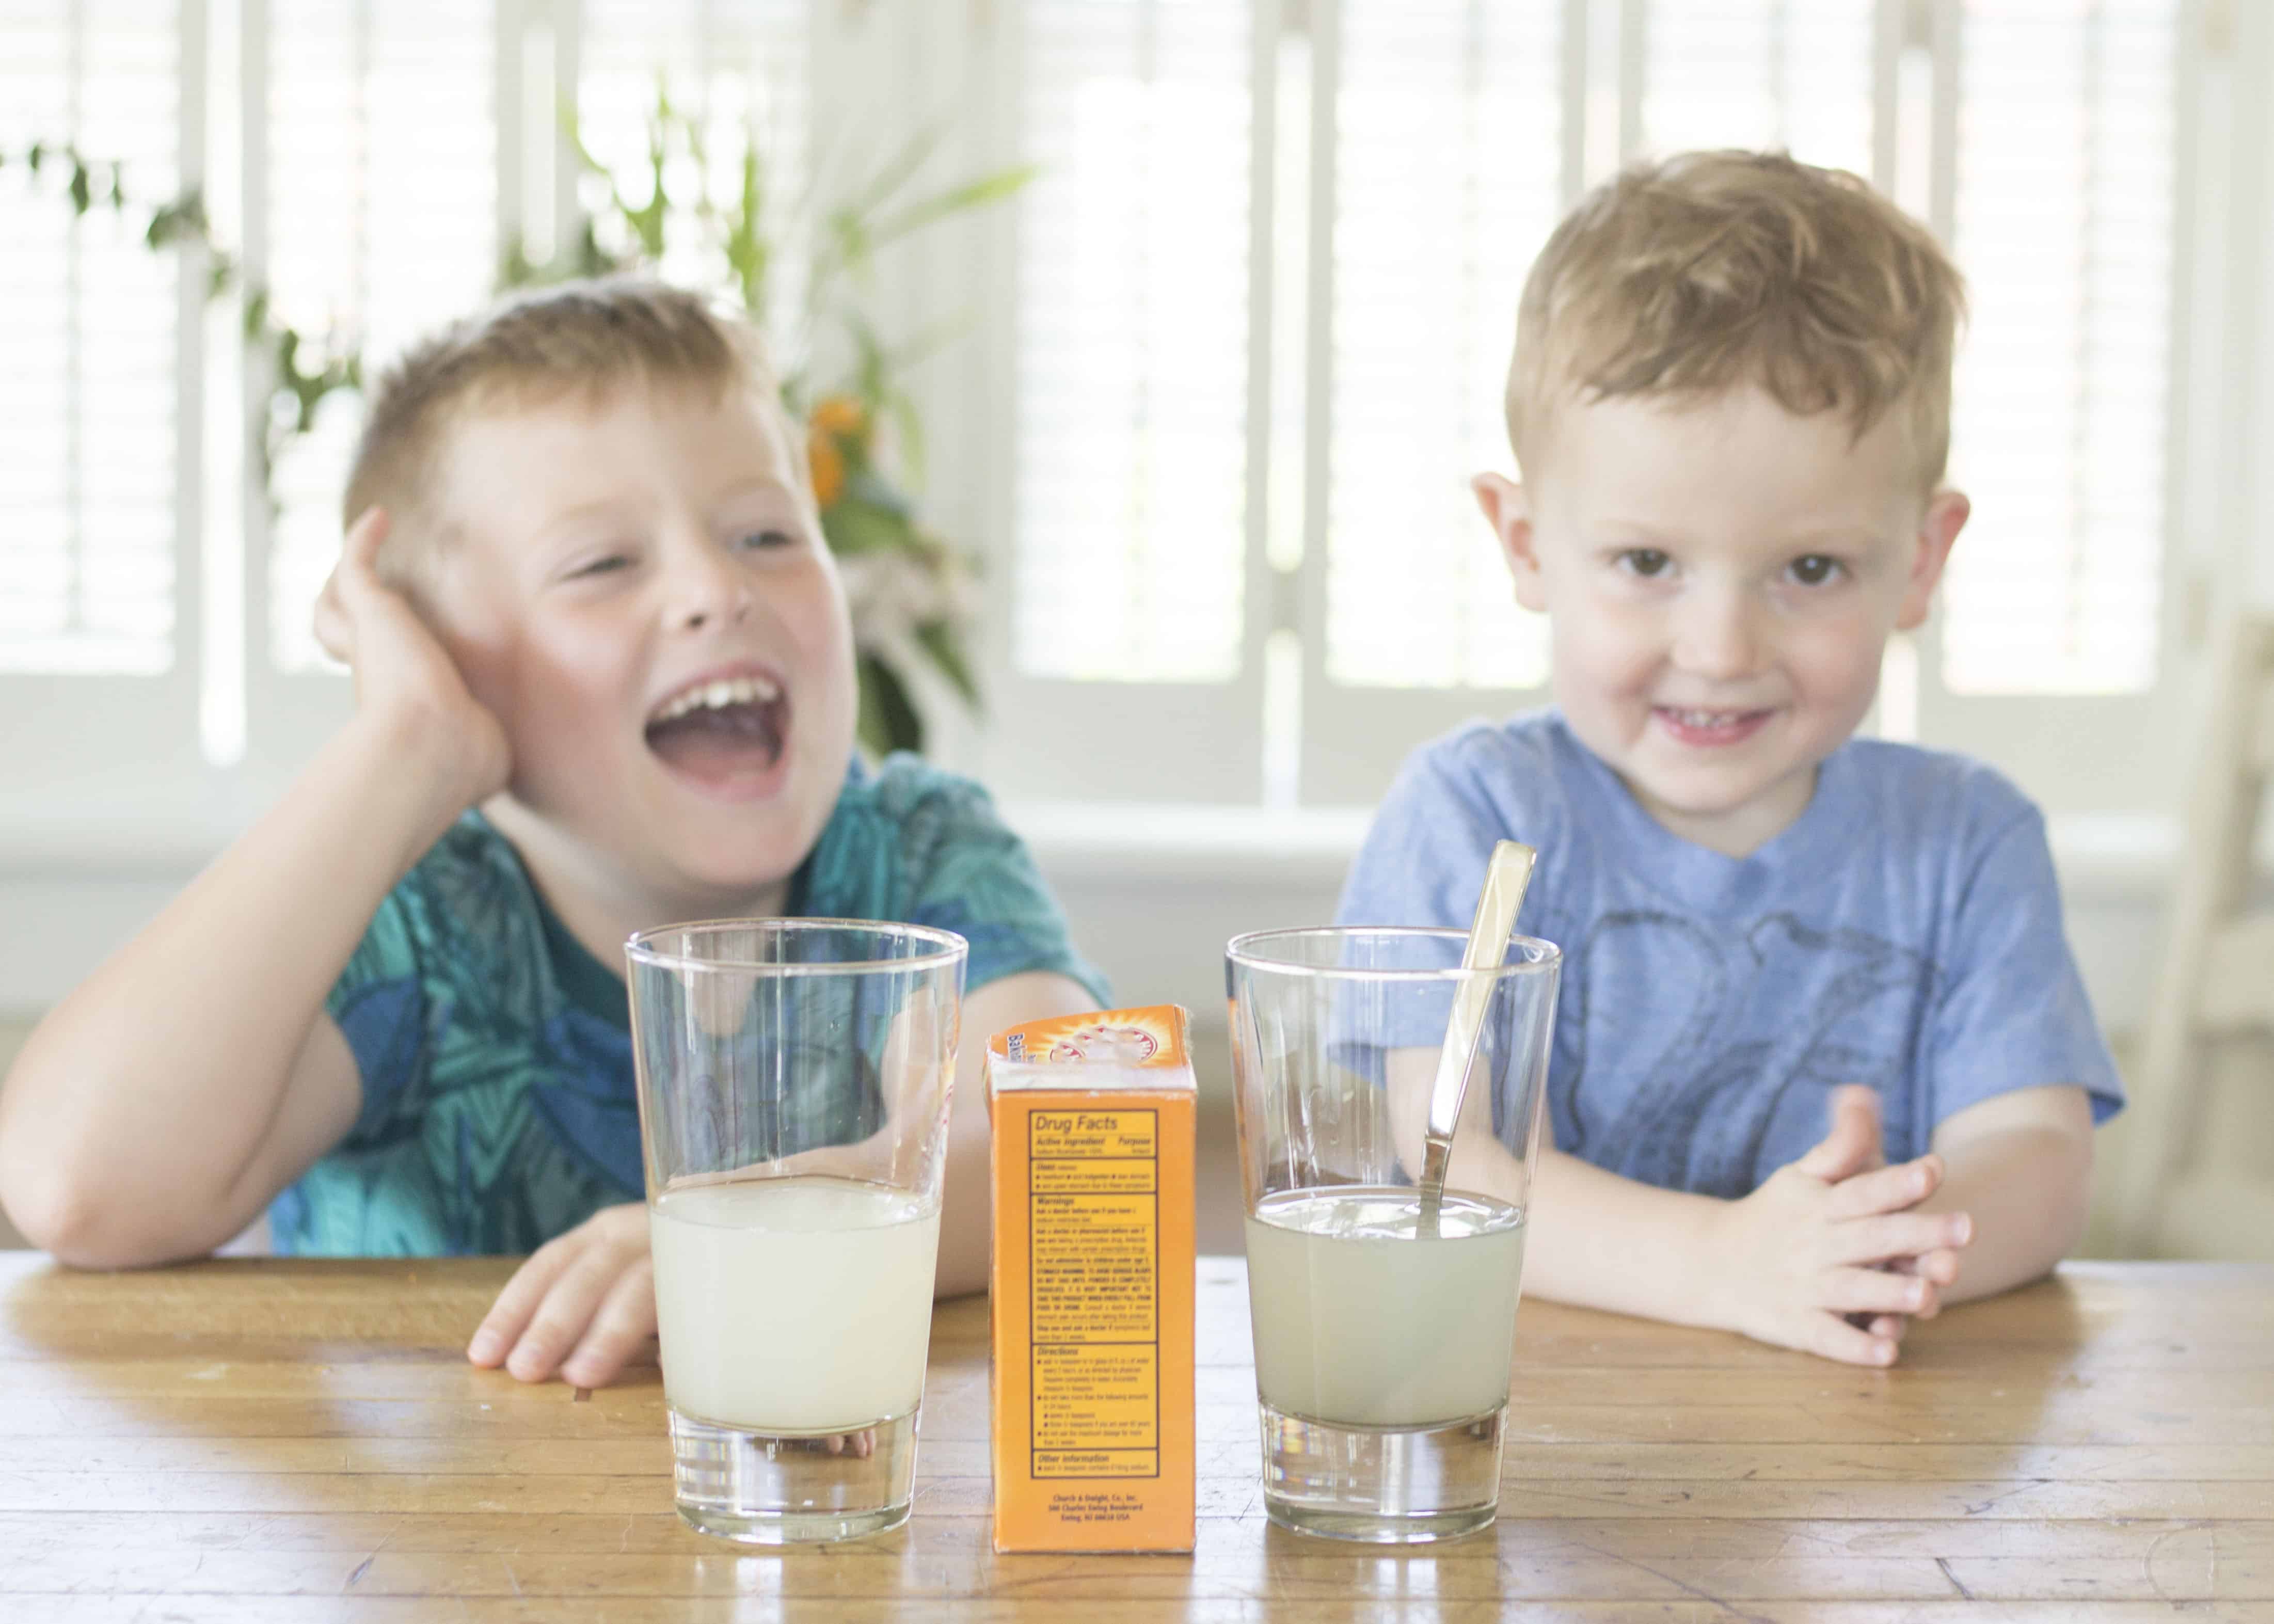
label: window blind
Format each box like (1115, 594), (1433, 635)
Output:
(264, 0), (498, 673)
(0, 0), (180, 675)
(1942, 0), (2175, 696)
(1322, 0), (1563, 692)
(1640, 0), (1876, 173)
(1012, 0), (1252, 685)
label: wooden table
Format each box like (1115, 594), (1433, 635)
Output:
(2, 1254), (2269, 1621)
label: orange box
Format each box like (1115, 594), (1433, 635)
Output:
(986, 1006), (1197, 1554)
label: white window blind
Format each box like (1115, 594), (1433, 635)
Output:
(1942, 0), (2175, 695)
(1640, 0), (1876, 173)
(1012, 0), (1252, 684)
(0, 0), (180, 675)
(997, 0), (2188, 806)
(1323, 0), (1563, 692)
(264, 0), (498, 673)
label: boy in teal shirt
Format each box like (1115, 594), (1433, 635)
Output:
(0, 281), (1105, 1390)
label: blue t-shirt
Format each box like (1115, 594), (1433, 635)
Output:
(1335, 711), (2122, 1199)
(271, 754), (1111, 1256)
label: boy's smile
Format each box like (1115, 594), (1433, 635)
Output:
(1478, 385), (1969, 857)
(419, 379), (857, 915)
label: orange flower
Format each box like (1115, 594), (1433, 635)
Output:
(808, 431), (845, 509)
(810, 393), (867, 440)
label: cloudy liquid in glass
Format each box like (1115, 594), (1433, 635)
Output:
(649, 1176), (941, 1433)
(1244, 1185), (1526, 1427)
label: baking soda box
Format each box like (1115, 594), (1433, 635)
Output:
(986, 1006), (1197, 1554)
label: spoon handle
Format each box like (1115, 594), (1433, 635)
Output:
(1417, 840), (1537, 1234)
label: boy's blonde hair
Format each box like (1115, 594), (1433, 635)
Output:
(1507, 150), (1965, 489)
(343, 277), (789, 556)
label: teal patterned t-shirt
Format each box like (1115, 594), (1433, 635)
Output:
(269, 755), (1110, 1256)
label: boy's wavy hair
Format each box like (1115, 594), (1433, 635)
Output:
(1506, 150), (1966, 488)
(342, 277), (788, 559)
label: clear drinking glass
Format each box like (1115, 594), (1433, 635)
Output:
(1226, 926), (1561, 1544)
(625, 919), (967, 1544)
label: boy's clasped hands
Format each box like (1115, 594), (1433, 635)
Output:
(1706, 1084), (1971, 1367)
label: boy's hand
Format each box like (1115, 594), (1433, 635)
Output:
(1699, 1085), (1973, 1366)
(314, 506), (511, 810)
(464, 1202), (882, 1460)
(1806, 1086), (1969, 1344)
(467, 1202), (656, 1389)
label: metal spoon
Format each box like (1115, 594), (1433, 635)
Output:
(1416, 839), (1537, 1237)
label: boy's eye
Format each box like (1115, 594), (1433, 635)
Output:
(1616, 548), (1672, 578)
(1787, 554), (1846, 587)
(570, 553), (632, 579)
(738, 528), (796, 552)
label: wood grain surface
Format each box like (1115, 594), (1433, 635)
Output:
(1, 1252), (2268, 1620)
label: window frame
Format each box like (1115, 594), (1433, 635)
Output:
(973, 0), (2222, 816)
(964, 0), (1278, 804)
(0, 0), (212, 823)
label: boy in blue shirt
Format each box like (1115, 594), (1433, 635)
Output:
(1339, 152), (2120, 1366)
(0, 280), (1106, 1388)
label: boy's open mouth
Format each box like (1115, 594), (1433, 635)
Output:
(644, 670), (790, 789)
(1653, 705), (1774, 747)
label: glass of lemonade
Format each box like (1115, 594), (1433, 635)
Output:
(1226, 925), (1561, 1544)
(625, 919), (966, 1544)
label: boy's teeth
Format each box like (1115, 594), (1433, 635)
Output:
(655, 674), (784, 723)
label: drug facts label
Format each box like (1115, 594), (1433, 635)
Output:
(1028, 1108), (1159, 1478)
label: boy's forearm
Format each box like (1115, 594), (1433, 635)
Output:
(929, 1064), (993, 1298)
(1517, 1145), (1732, 1328)
(0, 711), (475, 1261)
(1402, 1058), (1733, 1332)
(1914, 1123), (2092, 1304)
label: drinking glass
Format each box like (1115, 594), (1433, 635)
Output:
(625, 919), (966, 1543)
(1226, 926), (1561, 1543)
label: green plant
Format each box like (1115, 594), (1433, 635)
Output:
(2, 142), (361, 496)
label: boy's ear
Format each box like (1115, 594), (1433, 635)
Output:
(1472, 472), (1550, 614)
(1895, 488), (1970, 632)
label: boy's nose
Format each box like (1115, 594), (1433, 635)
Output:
(1671, 591), (1761, 679)
(663, 536), (752, 631)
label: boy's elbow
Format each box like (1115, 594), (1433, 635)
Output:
(2054, 1130), (2095, 1261)
(2010, 1125), (2094, 1281)
(2, 1159), (106, 1266)
(0, 1127), (193, 1270)
(2025, 1111), (2095, 1261)
(10, 1204), (196, 1272)
(2, 1164), (143, 1269)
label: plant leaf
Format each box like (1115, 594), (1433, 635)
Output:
(912, 620), (979, 708)
(841, 466), (912, 521)
(867, 163), (1038, 250)
(848, 119), (947, 218)
(885, 389), (926, 489)
(725, 143), (769, 314)
(822, 492), (914, 556)
(857, 651), (925, 759)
